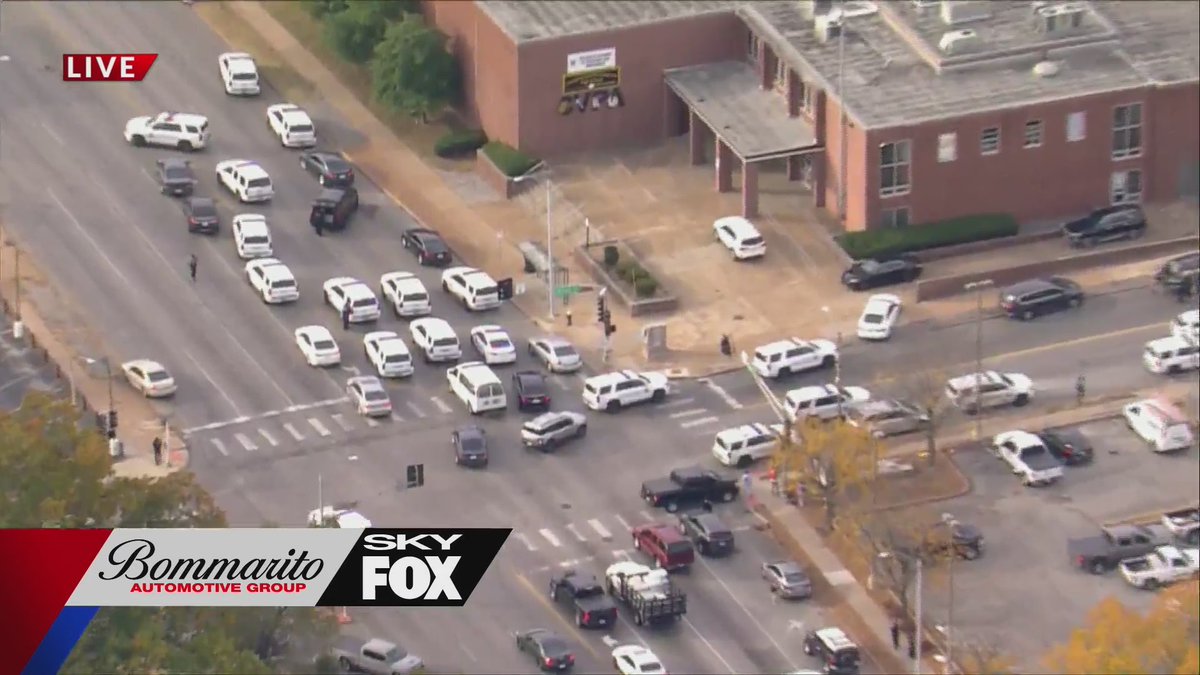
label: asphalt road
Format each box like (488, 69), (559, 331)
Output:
(923, 417), (1200, 669)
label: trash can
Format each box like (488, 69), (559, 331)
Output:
(12, 321), (24, 340)
(108, 438), (125, 459)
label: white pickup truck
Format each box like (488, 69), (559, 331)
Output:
(991, 430), (1065, 487)
(1162, 507), (1200, 546)
(331, 637), (423, 675)
(1119, 545), (1200, 590)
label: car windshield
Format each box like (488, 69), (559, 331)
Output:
(863, 313), (884, 324)
(405, 292), (428, 302)
(665, 541), (692, 555)
(274, 279), (296, 288)
(520, 378), (546, 395)
(313, 340), (335, 350)
(364, 389), (388, 402)
(460, 436), (485, 452)
(999, 374), (1014, 386)
(384, 353), (410, 364)
(477, 285), (498, 296)
(232, 72), (257, 81)
(858, 260), (881, 273)
(164, 167), (191, 180)
(489, 339), (512, 350)
(290, 123), (313, 133)
(191, 202), (216, 217)
(552, 345), (577, 357)
(753, 350), (768, 362)
(422, 237), (447, 252)
(148, 371), (171, 382)
(352, 298), (376, 308)
(783, 571), (806, 584)
(244, 235), (269, 244)
(324, 158), (350, 172)
(433, 338), (456, 348)
(742, 236), (764, 246)
(247, 177), (271, 188)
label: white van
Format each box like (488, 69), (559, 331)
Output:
(711, 423), (782, 468)
(446, 361), (506, 414)
(1123, 398), (1194, 453)
(1143, 336), (1200, 375)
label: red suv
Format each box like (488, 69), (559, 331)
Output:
(632, 523), (695, 571)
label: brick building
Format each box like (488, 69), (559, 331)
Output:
(427, 0), (1199, 232)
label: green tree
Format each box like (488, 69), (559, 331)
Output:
(306, 0), (348, 20)
(323, 1), (398, 64)
(370, 15), (460, 122)
(1, 394), (337, 673)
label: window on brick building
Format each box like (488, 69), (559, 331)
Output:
(1024, 120), (1043, 148)
(937, 132), (957, 163)
(748, 32), (760, 63)
(980, 127), (1001, 155)
(880, 141), (911, 197)
(775, 57), (788, 91)
(1110, 169), (1142, 204)
(802, 85), (815, 114)
(1112, 103), (1142, 159)
(1067, 111), (1086, 142)
(880, 207), (910, 229)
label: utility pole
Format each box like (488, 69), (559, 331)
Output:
(914, 556), (924, 675)
(545, 179), (555, 319)
(963, 279), (993, 440)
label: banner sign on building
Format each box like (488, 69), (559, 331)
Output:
(566, 47), (616, 74)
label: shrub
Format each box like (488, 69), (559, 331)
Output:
(306, 0), (348, 19)
(324, 2), (390, 64)
(615, 259), (640, 283)
(481, 141), (539, 177)
(634, 275), (659, 298)
(602, 245), (620, 268)
(838, 213), (1018, 260)
(434, 129), (487, 158)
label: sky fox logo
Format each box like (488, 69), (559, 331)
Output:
(317, 529), (509, 608)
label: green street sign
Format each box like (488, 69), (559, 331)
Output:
(554, 285), (583, 298)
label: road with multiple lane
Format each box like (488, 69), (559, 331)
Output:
(1, 2), (1194, 674)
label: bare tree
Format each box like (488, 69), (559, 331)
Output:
(842, 507), (938, 621)
(890, 359), (952, 467)
(775, 418), (876, 531)
(952, 639), (1017, 674)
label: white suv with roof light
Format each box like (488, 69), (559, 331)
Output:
(232, 214), (272, 259)
(944, 371), (1033, 414)
(323, 277), (381, 323)
(219, 52), (261, 95)
(380, 271), (432, 317)
(266, 103), (316, 147)
(442, 266), (501, 311)
(712, 423), (783, 468)
(363, 331), (414, 378)
(1143, 336), (1200, 375)
(713, 216), (767, 260)
(124, 112), (210, 151)
(750, 338), (838, 379)
(582, 370), (670, 412)
(784, 384), (871, 421)
(409, 318), (461, 363)
(217, 160), (274, 203)
(245, 258), (298, 304)
(1172, 309), (1199, 344)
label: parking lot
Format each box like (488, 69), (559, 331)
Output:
(921, 416), (1200, 669)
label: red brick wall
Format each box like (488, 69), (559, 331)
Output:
(1147, 83), (1200, 202)
(824, 96), (870, 231)
(513, 13), (746, 158)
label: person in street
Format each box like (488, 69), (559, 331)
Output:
(701, 498), (713, 513)
(310, 207), (325, 237)
(890, 620), (901, 651)
(1075, 374), (1086, 405)
(341, 303), (352, 331)
(152, 436), (164, 466)
(187, 254), (198, 282)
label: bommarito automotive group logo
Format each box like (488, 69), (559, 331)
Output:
(64, 528), (510, 608)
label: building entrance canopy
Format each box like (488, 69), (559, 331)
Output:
(666, 61), (818, 162)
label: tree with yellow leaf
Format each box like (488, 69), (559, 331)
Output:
(773, 418), (877, 531)
(1043, 580), (1199, 674)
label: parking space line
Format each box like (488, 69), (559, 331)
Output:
(588, 519), (612, 539)
(283, 423), (305, 442)
(406, 401), (427, 418)
(234, 433), (257, 452)
(391, 412), (404, 422)
(308, 418), (332, 437)
(660, 397), (696, 409)
(365, 417), (380, 428)
(258, 429), (278, 446)
(565, 524), (587, 542)
(210, 438), (229, 456)
(430, 396), (453, 414)
(669, 408), (709, 419)
(331, 414), (353, 431)
(539, 528), (562, 548)
(680, 416), (720, 429)
(513, 533), (538, 552)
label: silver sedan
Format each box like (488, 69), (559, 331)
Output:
(527, 335), (583, 373)
(762, 560), (812, 599)
(520, 411), (587, 450)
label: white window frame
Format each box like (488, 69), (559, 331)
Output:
(879, 140), (912, 198)
(1067, 111), (1086, 142)
(881, 207), (910, 229)
(937, 132), (957, 163)
(1024, 120), (1043, 148)
(774, 57), (788, 92)
(802, 85), (815, 114)
(748, 32), (761, 63)
(1112, 103), (1143, 160)
(980, 127), (1001, 155)
(1110, 169), (1142, 205)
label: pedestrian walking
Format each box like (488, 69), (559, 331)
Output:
(719, 334), (732, 356)
(310, 207), (325, 237)
(341, 304), (352, 331)
(890, 620), (901, 651)
(187, 254), (198, 282)
(152, 436), (164, 466)
(565, 308), (573, 327)
(741, 470), (752, 494)
(1075, 374), (1086, 406)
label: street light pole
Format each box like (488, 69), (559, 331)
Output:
(545, 178), (555, 319)
(963, 279), (993, 440)
(914, 556), (924, 675)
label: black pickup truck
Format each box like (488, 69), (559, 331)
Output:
(1068, 523), (1172, 574)
(548, 571), (618, 629)
(641, 466), (738, 513)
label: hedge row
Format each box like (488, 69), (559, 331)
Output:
(614, 259), (659, 298)
(482, 141), (539, 178)
(434, 129), (488, 158)
(839, 213), (1018, 260)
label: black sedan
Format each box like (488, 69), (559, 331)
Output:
(156, 158), (196, 197)
(182, 196), (219, 234)
(452, 425), (488, 468)
(1038, 427), (1094, 466)
(512, 371), (551, 412)
(402, 227), (452, 267)
(841, 255), (922, 290)
(299, 150), (355, 187)
(514, 629), (574, 672)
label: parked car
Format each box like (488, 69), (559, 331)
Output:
(1155, 252), (1200, 293)
(1068, 523), (1172, 574)
(1162, 507), (1200, 546)
(1036, 427), (1095, 465)
(840, 255), (922, 291)
(845, 399), (928, 438)
(999, 277), (1084, 320)
(1061, 204), (1146, 248)
(1119, 545), (1200, 590)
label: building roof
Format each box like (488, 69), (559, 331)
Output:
(666, 61), (818, 160)
(477, 0), (738, 43)
(739, 0), (1199, 129)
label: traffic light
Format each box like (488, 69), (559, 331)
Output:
(596, 296), (606, 323)
(107, 410), (118, 431)
(405, 463), (425, 489)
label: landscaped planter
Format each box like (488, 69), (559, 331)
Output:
(572, 240), (679, 316)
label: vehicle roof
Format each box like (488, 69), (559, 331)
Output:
(995, 430), (1043, 447)
(365, 330), (402, 343)
(261, 263), (294, 279)
(277, 107), (312, 123)
(455, 424), (486, 440)
(814, 626), (857, 650)
(638, 522), (687, 542)
(235, 216), (269, 234)
(315, 187), (349, 202)
(230, 161), (269, 179)
(412, 317), (453, 334)
(298, 325), (333, 338)
(948, 371), (1003, 388)
(222, 53), (258, 71)
(1148, 335), (1193, 351)
(515, 370), (545, 384)
(187, 196), (215, 207)
(785, 384), (838, 399)
(528, 410), (578, 428)
(347, 376), (385, 392)
(454, 361), (499, 380)
(713, 215), (760, 236)
(382, 271), (422, 286)
(1002, 277), (1067, 295)
(1039, 426), (1091, 445)
(159, 157), (190, 169)
(534, 335), (573, 347)
(1180, 309), (1200, 323)
(154, 111), (208, 125)
(689, 512), (730, 532)
(768, 560), (805, 575)
(758, 337), (810, 353)
(864, 294), (901, 310)
(587, 370), (638, 385)
(124, 358), (166, 372)
(716, 423), (776, 441)
(472, 324), (507, 336)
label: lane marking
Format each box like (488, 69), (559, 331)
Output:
(284, 396), (350, 413)
(612, 549), (632, 560)
(181, 397), (349, 433)
(234, 433), (257, 452)
(510, 571), (601, 660)
(702, 377), (744, 410)
(565, 524), (587, 542)
(284, 423), (305, 442)
(429, 396), (453, 414)
(406, 401), (427, 418)
(391, 412), (404, 422)
(539, 528), (562, 548)
(365, 417), (380, 428)
(680, 416), (721, 429)
(669, 407), (709, 419)
(660, 397), (697, 409)
(182, 349), (243, 417)
(614, 514), (632, 531)
(513, 533), (538, 552)
(210, 438), (229, 456)
(589, 519), (612, 539)
(40, 121), (65, 146)
(695, 555), (799, 672)
(308, 418), (332, 437)
(258, 428), (278, 446)
(331, 413), (353, 431)
(681, 615), (740, 675)
(638, 510), (656, 523)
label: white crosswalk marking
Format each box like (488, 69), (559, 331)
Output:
(284, 423), (305, 441)
(565, 524), (587, 542)
(514, 533), (538, 552)
(391, 413), (403, 422)
(539, 528), (562, 548)
(331, 414), (353, 431)
(680, 416), (720, 429)
(669, 408), (709, 419)
(234, 433), (257, 451)
(308, 418), (332, 437)
(614, 514), (632, 531)
(406, 401), (427, 418)
(660, 397), (696, 409)
(365, 417), (380, 428)
(430, 396), (453, 414)
(589, 519), (613, 539)
(639, 510), (656, 522)
(210, 438), (229, 456)
(258, 428), (278, 446)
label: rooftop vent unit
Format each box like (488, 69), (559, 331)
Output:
(940, 0), (993, 26)
(798, 0), (835, 20)
(938, 28), (982, 55)
(1037, 3), (1086, 33)
(815, 12), (844, 43)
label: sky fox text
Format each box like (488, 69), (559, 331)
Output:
(98, 539), (324, 581)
